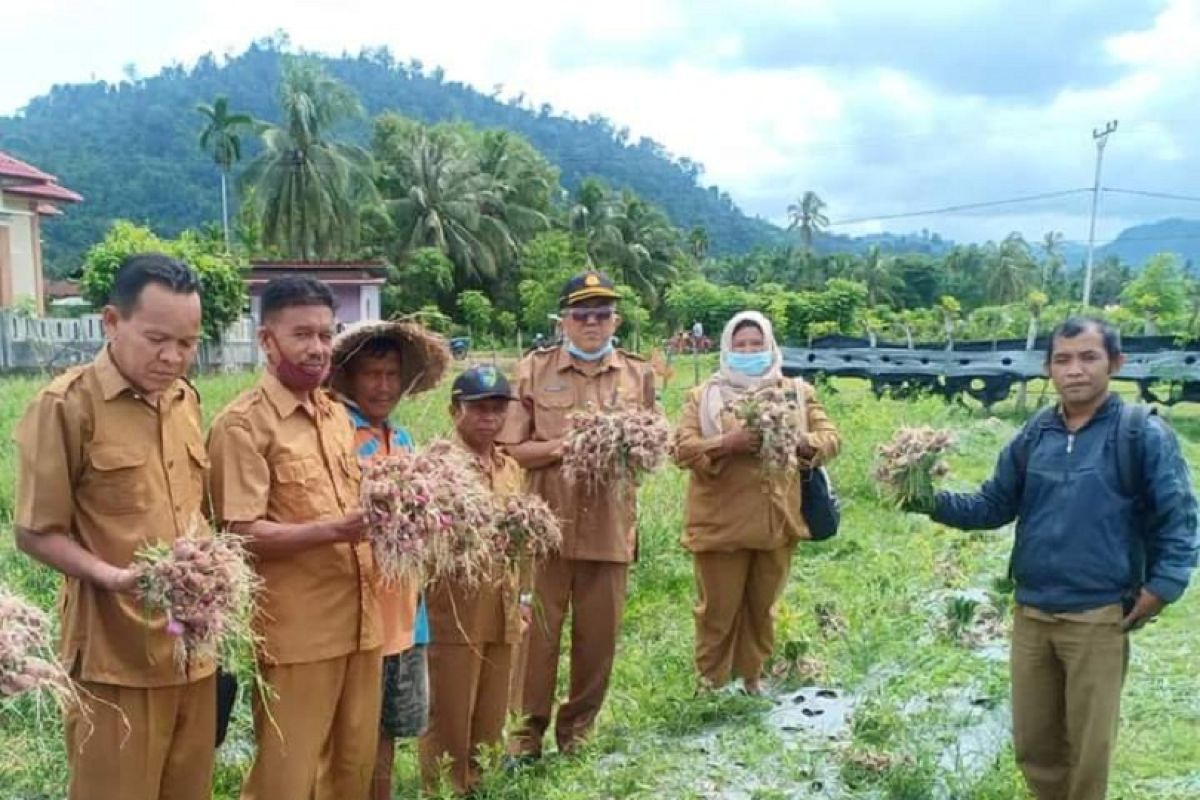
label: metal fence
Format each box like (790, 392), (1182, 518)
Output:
(782, 335), (1200, 406)
(0, 312), (262, 372)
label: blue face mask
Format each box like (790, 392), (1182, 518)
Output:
(567, 338), (615, 362)
(727, 350), (773, 377)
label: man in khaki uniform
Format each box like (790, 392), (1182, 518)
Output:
(207, 276), (381, 800)
(420, 366), (526, 794)
(501, 271), (657, 758)
(13, 254), (215, 800)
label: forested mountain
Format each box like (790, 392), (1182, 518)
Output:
(1098, 218), (1200, 268)
(0, 36), (781, 274)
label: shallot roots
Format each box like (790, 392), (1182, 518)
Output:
(133, 529), (261, 674)
(873, 426), (954, 508)
(561, 407), (670, 491)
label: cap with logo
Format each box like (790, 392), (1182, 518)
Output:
(558, 270), (620, 308)
(451, 365), (516, 402)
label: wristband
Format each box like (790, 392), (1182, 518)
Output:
(520, 592), (534, 606)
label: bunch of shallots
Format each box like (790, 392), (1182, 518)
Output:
(0, 587), (74, 702)
(873, 426), (954, 508)
(494, 494), (563, 565)
(362, 440), (497, 587)
(732, 385), (807, 474)
(561, 407), (670, 491)
(133, 528), (261, 673)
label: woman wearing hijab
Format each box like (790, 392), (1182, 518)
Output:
(674, 311), (841, 694)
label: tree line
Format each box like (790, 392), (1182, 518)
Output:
(81, 57), (1197, 348)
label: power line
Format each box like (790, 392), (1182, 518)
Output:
(826, 189), (1090, 227)
(1103, 187), (1200, 204)
(822, 185), (1200, 231)
(1059, 233), (1200, 246)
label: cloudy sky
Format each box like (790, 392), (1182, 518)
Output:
(4, 0), (1199, 244)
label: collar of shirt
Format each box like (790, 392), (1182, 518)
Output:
(340, 397), (413, 456)
(452, 434), (505, 477)
(260, 370), (332, 420)
(95, 345), (187, 406)
(555, 343), (621, 374)
(1049, 392), (1120, 432)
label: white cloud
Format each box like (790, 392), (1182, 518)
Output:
(1, 0), (1197, 246)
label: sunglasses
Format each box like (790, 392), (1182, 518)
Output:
(565, 307), (615, 323)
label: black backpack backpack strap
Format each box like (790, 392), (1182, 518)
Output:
(1116, 402), (1157, 599)
(1115, 403), (1154, 500)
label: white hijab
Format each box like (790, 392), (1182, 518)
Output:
(699, 310), (786, 438)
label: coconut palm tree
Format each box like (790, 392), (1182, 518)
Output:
(853, 245), (902, 306)
(196, 96), (254, 249)
(241, 58), (376, 260)
(372, 118), (533, 288)
(786, 191), (829, 251)
(1039, 230), (1065, 291)
(986, 233), (1037, 305)
(569, 182), (681, 310)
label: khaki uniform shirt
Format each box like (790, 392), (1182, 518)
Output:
(426, 441), (524, 646)
(13, 347), (214, 687)
(674, 379), (841, 552)
(207, 373), (380, 665)
(499, 346), (657, 563)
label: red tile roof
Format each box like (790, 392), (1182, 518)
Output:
(247, 269), (385, 285)
(36, 203), (64, 216)
(250, 260), (386, 270)
(6, 182), (83, 203)
(0, 149), (82, 206)
(45, 280), (81, 299)
(0, 150), (55, 182)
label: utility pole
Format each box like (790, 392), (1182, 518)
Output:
(1082, 120), (1118, 308)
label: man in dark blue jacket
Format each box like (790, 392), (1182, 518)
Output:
(909, 316), (1197, 800)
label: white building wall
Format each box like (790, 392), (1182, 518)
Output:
(0, 195), (37, 302)
(360, 284), (381, 321)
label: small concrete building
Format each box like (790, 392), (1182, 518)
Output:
(247, 260), (386, 326)
(0, 151), (82, 314)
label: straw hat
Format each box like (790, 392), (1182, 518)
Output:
(330, 319), (451, 397)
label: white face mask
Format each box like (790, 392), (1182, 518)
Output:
(726, 350), (772, 376)
(567, 338), (615, 361)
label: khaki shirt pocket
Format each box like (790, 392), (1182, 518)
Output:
(273, 456), (325, 520)
(534, 388), (575, 440)
(86, 444), (152, 515)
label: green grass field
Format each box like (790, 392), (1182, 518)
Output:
(2, 371), (1198, 799)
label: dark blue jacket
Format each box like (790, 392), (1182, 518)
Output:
(933, 395), (1198, 613)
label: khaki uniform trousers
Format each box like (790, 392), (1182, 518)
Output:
(239, 648), (383, 800)
(419, 642), (513, 794)
(65, 673), (216, 800)
(692, 545), (793, 687)
(1011, 604), (1129, 800)
(512, 557), (628, 755)
(508, 629), (529, 720)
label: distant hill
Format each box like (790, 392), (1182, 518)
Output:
(0, 38), (782, 274)
(1058, 218), (1200, 271)
(4, 35), (1195, 279)
(1099, 218), (1200, 269)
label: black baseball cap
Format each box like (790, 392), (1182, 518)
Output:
(559, 270), (620, 308)
(451, 365), (516, 402)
